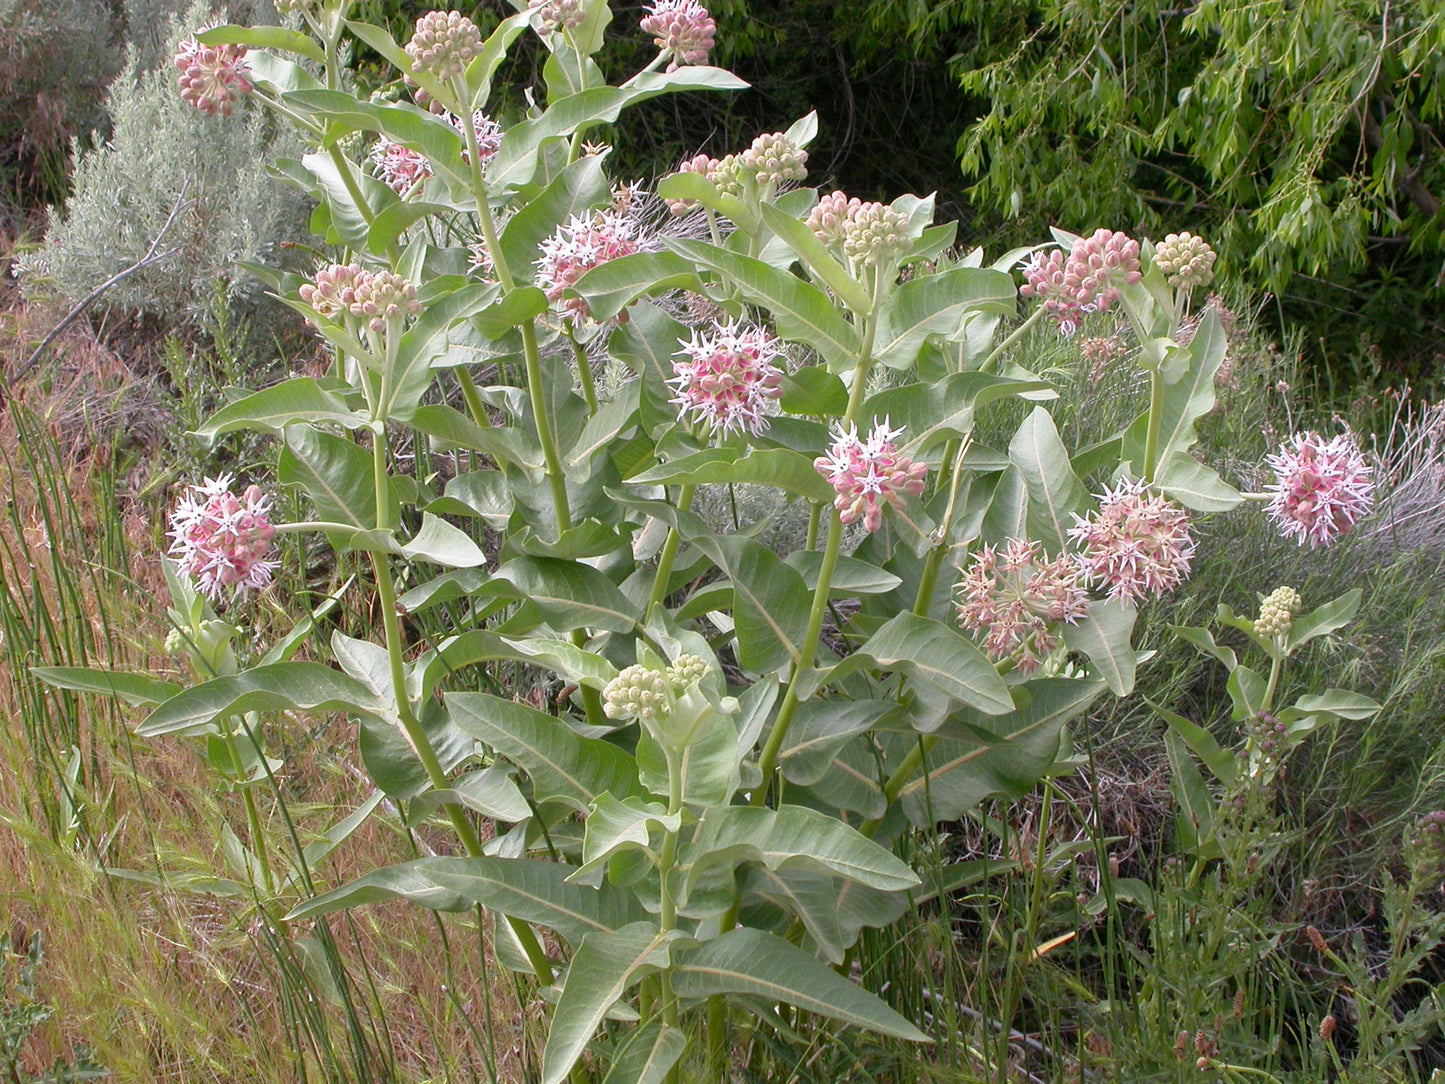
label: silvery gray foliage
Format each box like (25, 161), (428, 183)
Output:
(18, 0), (309, 331)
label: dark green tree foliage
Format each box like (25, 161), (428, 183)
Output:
(913, 0), (1445, 372)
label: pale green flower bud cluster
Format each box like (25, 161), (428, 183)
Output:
(740, 132), (808, 186)
(602, 656), (713, 723)
(1154, 231), (1217, 291)
(666, 654), (709, 690)
(709, 153), (744, 197)
(842, 202), (910, 267)
(164, 628), (189, 655)
(405, 10), (483, 80)
(352, 270), (421, 332)
(603, 664), (675, 722)
(1255, 586), (1302, 638)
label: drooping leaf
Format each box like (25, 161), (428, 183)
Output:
(1061, 600), (1138, 696)
(686, 534), (810, 674)
(805, 612), (1014, 716)
(32, 667), (181, 708)
(448, 692), (641, 811)
(193, 379), (365, 447)
(479, 557), (639, 634)
(543, 923), (677, 1084)
(873, 266), (1016, 369)
(630, 448), (833, 504)
(670, 929), (927, 1042)
(1008, 406), (1087, 552)
(286, 856), (646, 941)
(598, 1020), (687, 1084)
(139, 663), (392, 737)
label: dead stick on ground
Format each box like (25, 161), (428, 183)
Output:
(14, 180), (193, 383)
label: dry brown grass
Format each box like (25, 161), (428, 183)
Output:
(0, 305), (529, 1082)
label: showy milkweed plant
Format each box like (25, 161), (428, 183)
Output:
(36, 2), (1379, 1080)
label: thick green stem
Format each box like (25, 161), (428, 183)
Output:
(749, 510), (844, 806)
(456, 368), (491, 429)
(646, 486), (696, 619)
(979, 304), (1046, 373)
(223, 714), (275, 896)
(458, 96), (573, 532)
(367, 424), (554, 983)
(657, 749), (684, 1082)
(1142, 368), (1165, 483)
(804, 501), (821, 551)
(749, 272), (886, 806)
(569, 331), (598, 415)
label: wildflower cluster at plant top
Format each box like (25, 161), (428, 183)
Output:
(1255, 586), (1302, 638)
(536, 210), (642, 321)
(1264, 430), (1376, 548)
(299, 264), (422, 332)
(669, 320), (786, 436)
(663, 131), (807, 215)
(956, 538), (1090, 671)
(1020, 228), (1143, 336)
(168, 476), (278, 600)
(814, 419), (929, 533)
(174, 34), (252, 116)
(601, 655), (709, 723)
(640, 0), (716, 71)
(1068, 477), (1196, 603)
(1153, 231), (1217, 291)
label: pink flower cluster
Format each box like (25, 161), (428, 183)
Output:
(1067, 478), (1195, 603)
(1264, 431), (1374, 547)
(640, 0), (716, 71)
(956, 538), (1089, 672)
(168, 476), (278, 600)
(453, 109), (503, 164)
(535, 210), (641, 321)
(1021, 228), (1142, 336)
(807, 190), (863, 248)
(370, 141), (432, 194)
(174, 35), (253, 117)
(813, 419), (928, 532)
(669, 320), (785, 437)
(299, 264), (421, 332)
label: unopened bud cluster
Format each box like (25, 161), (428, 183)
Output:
(842, 202), (910, 267)
(1022, 228), (1143, 335)
(807, 190), (862, 248)
(531, 0), (586, 34)
(174, 36), (253, 117)
(1255, 586), (1302, 638)
(740, 132), (808, 187)
(640, 0), (716, 71)
(406, 10), (483, 79)
(300, 264), (421, 331)
(1154, 231), (1217, 291)
(602, 655), (710, 723)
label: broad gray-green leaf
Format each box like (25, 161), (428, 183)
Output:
(1008, 406), (1087, 552)
(1121, 306), (1227, 472)
(1061, 600), (1138, 696)
(302, 150), (396, 249)
(193, 378), (364, 447)
(1155, 452), (1242, 512)
(778, 699), (897, 785)
(358, 700), (472, 799)
(286, 856), (645, 942)
(500, 155), (610, 284)
(805, 612), (1014, 716)
(543, 923), (676, 1084)
(1288, 689), (1381, 721)
(388, 282), (495, 420)
(599, 1020), (686, 1084)
(874, 266), (1016, 369)
(686, 534), (810, 674)
(1151, 701), (1238, 786)
(398, 513), (486, 568)
(576, 794), (680, 878)
(480, 557), (639, 633)
(32, 667), (180, 708)
(409, 764), (531, 822)
(139, 663), (391, 737)
(895, 678), (1105, 826)
(1165, 727), (1219, 859)
(677, 804), (917, 913)
(279, 427), (379, 543)
(784, 553), (901, 597)
(448, 691), (641, 811)
(1287, 589), (1362, 652)
(739, 866), (908, 964)
(668, 239), (861, 368)
(670, 929), (928, 1042)
(410, 404), (544, 470)
(631, 448), (833, 504)
(197, 23), (325, 62)
(1227, 665), (1268, 721)
(574, 252), (702, 323)
(861, 372), (1053, 457)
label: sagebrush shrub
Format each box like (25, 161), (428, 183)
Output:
(17, 0), (309, 333)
